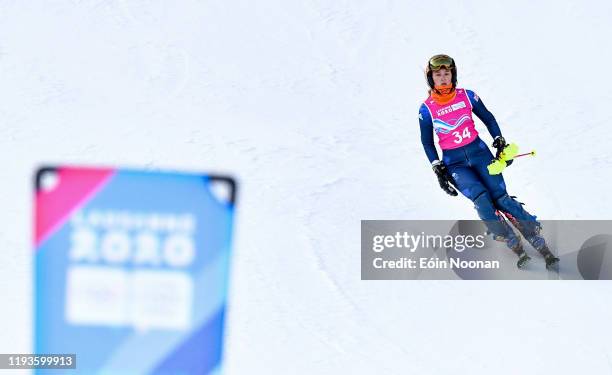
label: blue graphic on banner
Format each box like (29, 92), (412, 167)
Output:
(34, 169), (235, 375)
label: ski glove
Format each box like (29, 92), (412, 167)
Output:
(492, 136), (513, 167)
(432, 161), (458, 196)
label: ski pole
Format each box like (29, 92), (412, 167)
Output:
(513, 150), (536, 158)
(488, 149), (536, 175)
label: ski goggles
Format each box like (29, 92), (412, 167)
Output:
(428, 55), (455, 71)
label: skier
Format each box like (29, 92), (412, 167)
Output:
(418, 54), (559, 269)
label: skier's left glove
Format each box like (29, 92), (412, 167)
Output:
(492, 136), (514, 167)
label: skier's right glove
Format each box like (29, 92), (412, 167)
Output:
(432, 161), (458, 196)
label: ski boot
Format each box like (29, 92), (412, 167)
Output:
(517, 250), (532, 269)
(509, 238), (531, 269)
(539, 246), (560, 270)
(519, 230), (558, 270)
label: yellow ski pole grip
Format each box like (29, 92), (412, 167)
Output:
(500, 143), (519, 160)
(487, 159), (506, 175)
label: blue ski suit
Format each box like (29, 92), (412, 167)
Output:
(419, 90), (545, 251)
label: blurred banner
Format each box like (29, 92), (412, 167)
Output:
(34, 166), (236, 374)
(362, 220), (612, 280)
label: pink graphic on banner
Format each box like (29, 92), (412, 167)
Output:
(35, 167), (115, 247)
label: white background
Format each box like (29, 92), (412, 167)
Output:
(2, 1), (612, 373)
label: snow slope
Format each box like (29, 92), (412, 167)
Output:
(2, 0), (612, 373)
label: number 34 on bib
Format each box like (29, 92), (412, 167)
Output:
(453, 127), (472, 143)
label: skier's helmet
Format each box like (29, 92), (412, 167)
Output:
(426, 54), (457, 89)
